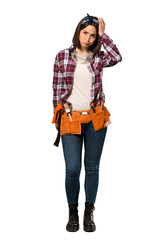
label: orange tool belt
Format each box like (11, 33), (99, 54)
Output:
(52, 101), (111, 147)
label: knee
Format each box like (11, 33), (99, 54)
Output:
(85, 165), (99, 175)
(66, 166), (81, 179)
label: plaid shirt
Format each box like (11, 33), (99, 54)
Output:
(52, 33), (122, 111)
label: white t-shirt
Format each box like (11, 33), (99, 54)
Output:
(67, 51), (93, 111)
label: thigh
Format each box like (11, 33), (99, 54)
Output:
(83, 122), (107, 167)
(61, 134), (83, 172)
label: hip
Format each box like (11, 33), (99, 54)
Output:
(60, 101), (111, 135)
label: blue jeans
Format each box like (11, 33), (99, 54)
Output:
(61, 121), (107, 204)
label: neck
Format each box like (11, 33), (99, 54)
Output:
(76, 47), (89, 54)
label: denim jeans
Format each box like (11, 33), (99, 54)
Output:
(61, 121), (107, 204)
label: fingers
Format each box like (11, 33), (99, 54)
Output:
(63, 103), (72, 112)
(98, 18), (105, 36)
(104, 121), (112, 127)
(55, 123), (59, 131)
(98, 18), (105, 25)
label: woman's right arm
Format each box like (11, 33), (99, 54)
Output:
(53, 53), (72, 130)
(53, 54), (61, 112)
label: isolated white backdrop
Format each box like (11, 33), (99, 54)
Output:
(0, 0), (160, 239)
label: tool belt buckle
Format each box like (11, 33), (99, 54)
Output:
(80, 111), (89, 115)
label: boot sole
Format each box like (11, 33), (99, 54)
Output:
(66, 225), (79, 232)
(83, 225), (96, 232)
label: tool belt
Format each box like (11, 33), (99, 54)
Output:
(52, 101), (111, 147)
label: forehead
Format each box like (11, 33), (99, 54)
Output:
(81, 25), (97, 34)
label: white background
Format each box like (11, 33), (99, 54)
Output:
(0, 0), (160, 239)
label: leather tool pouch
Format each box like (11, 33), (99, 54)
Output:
(104, 106), (111, 123)
(91, 101), (111, 132)
(52, 103), (64, 124)
(52, 103), (64, 147)
(92, 110), (106, 131)
(52, 101), (111, 146)
(60, 114), (81, 135)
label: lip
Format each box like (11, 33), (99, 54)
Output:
(84, 42), (90, 45)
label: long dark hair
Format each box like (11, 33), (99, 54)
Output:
(72, 15), (101, 54)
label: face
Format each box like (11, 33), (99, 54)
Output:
(79, 25), (97, 50)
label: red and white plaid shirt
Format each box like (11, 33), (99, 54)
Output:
(52, 33), (122, 111)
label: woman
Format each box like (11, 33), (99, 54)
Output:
(52, 14), (122, 232)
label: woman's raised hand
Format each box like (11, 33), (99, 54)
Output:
(98, 18), (105, 36)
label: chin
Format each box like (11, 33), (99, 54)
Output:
(83, 45), (90, 49)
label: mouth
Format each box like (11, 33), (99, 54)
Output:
(84, 42), (90, 45)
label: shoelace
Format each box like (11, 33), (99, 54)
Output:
(85, 206), (95, 221)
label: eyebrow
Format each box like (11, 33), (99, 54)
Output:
(83, 30), (97, 36)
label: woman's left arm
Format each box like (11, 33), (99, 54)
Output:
(98, 18), (122, 67)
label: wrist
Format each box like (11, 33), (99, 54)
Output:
(99, 32), (104, 36)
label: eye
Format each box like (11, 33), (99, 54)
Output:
(83, 31), (87, 34)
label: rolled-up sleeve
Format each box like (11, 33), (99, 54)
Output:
(99, 33), (122, 67)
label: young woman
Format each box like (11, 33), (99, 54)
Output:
(52, 14), (122, 232)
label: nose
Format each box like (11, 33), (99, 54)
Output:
(86, 36), (90, 42)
